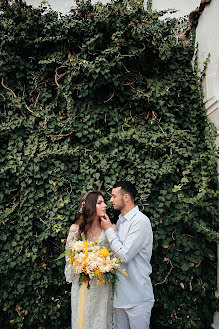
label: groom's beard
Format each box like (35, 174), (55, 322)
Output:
(114, 199), (125, 211)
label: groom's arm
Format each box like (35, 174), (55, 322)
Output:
(101, 215), (152, 264)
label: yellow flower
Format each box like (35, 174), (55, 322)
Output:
(69, 255), (75, 264)
(97, 279), (102, 285)
(88, 241), (94, 249)
(93, 268), (103, 277)
(83, 241), (88, 249)
(99, 248), (110, 258)
(122, 269), (128, 277)
(111, 257), (120, 269)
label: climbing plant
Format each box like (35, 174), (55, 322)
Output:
(0, 0), (218, 328)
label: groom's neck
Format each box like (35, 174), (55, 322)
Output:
(121, 203), (135, 217)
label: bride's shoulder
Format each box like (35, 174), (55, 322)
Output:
(69, 224), (79, 233)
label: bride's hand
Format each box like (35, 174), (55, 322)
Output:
(100, 214), (113, 231)
(101, 214), (117, 231)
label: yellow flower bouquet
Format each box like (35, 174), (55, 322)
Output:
(66, 239), (121, 287)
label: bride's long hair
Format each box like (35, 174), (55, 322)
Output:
(75, 191), (102, 236)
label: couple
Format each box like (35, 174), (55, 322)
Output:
(65, 181), (154, 329)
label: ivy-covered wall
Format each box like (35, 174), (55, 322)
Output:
(0, 1), (218, 328)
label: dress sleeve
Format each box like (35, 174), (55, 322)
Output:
(64, 229), (78, 283)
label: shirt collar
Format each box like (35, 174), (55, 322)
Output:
(119, 206), (139, 222)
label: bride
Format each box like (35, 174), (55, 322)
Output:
(65, 191), (117, 329)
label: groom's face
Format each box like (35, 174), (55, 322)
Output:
(110, 187), (125, 211)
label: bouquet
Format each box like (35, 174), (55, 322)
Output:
(66, 239), (121, 287)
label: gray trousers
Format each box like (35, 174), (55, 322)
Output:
(115, 300), (154, 329)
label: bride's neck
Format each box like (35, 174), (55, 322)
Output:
(89, 216), (100, 230)
(86, 216), (102, 240)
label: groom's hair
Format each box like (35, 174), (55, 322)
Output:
(113, 181), (137, 202)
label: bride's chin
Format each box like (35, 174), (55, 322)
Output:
(99, 212), (106, 217)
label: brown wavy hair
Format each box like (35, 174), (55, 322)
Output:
(75, 191), (102, 236)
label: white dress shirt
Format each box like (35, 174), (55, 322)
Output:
(105, 206), (154, 308)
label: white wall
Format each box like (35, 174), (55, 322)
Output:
(26, 0), (75, 13)
(26, 0), (109, 13)
(196, 0), (219, 150)
(196, 5), (219, 325)
(151, 0), (200, 18)
(27, 0), (201, 16)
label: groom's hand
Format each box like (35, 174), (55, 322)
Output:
(100, 214), (113, 231)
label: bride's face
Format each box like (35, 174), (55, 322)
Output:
(96, 195), (106, 218)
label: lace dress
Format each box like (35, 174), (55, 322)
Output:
(65, 228), (114, 329)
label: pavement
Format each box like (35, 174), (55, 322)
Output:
(212, 312), (219, 329)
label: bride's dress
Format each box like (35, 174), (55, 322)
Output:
(65, 227), (114, 329)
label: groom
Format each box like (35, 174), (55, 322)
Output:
(101, 181), (154, 329)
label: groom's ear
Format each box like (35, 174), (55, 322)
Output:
(124, 193), (130, 202)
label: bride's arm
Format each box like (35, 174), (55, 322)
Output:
(64, 224), (79, 283)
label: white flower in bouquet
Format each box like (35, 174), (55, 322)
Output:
(70, 240), (84, 252)
(72, 252), (85, 274)
(86, 252), (101, 269)
(98, 256), (113, 273)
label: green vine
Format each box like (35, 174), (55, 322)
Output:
(147, 0), (152, 12)
(0, 0), (218, 328)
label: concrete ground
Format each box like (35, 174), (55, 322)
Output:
(212, 312), (219, 329)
